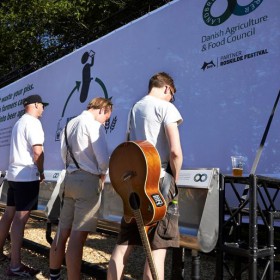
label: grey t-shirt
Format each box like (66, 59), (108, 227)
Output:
(130, 95), (183, 170)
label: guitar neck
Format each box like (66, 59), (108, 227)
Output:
(132, 208), (159, 280)
(109, 141), (165, 280)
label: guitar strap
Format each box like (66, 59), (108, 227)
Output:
(55, 122), (80, 250)
(126, 106), (134, 141)
(64, 122), (80, 169)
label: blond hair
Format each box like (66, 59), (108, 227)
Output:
(87, 97), (113, 113)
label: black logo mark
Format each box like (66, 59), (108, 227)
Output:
(201, 60), (216, 71)
(194, 173), (208, 182)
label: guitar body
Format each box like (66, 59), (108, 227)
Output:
(109, 140), (166, 226)
(109, 140), (166, 280)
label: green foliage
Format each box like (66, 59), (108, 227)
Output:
(0, 0), (170, 88)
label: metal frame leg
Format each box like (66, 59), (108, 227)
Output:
(267, 211), (274, 280)
(249, 174), (258, 280)
(171, 247), (185, 280)
(191, 250), (200, 280)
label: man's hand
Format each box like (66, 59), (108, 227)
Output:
(39, 172), (45, 182)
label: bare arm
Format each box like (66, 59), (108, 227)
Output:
(99, 174), (106, 190)
(165, 122), (183, 182)
(33, 144), (45, 181)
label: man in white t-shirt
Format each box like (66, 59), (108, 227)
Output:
(0, 94), (48, 277)
(108, 72), (183, 280)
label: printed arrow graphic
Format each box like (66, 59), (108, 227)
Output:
(95, 77), (109, 99)
(61, 81), (81, 118)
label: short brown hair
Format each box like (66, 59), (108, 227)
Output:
(87, 97), (113, 112)
(148, 72), (176, 93)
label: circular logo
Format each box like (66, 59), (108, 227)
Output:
(194, 173), (208, 182)
(203, 0), (264, 26)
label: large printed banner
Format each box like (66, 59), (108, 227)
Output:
(0, 0), (279, 177)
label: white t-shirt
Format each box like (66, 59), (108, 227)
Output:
(7, 113), (44, 181)
(61, 110), (110, 175)
(130, 95), (183, 169)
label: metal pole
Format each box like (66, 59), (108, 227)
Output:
(241, 90), (280, 201)
(171, 247), (185, 280)
(191, 250), (200, 280)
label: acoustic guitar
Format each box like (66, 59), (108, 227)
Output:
(109, 140), (167, 280)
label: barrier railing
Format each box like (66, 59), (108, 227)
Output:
(0, 168), (220, 279)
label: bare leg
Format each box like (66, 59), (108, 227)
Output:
(0, 206), (15, 257)
(49, 227), (71, 269)
(65, 230), (88, 280)
(10, 210), (30, 268)
(143, 249), (167, 280)
(107, 244), (134, 280)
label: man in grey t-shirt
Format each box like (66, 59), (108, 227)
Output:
(108, 72), (183, 280)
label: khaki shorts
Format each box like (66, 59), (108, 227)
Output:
(59, 170), (102, 232)
(117, 176), (180, 250)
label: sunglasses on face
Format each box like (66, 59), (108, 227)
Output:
(166, 86), (175, 103)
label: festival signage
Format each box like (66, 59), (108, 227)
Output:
(0, 0), (279, 177)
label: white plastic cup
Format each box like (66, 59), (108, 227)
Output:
(231, 156), (245, 176)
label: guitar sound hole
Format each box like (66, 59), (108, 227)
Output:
(129, 192), (140, 210)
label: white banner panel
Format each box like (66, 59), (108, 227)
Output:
(0, 0), (279, 176)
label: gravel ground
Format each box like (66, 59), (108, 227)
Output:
(1, 213), (279, 280)
(0, 214), (218, 280)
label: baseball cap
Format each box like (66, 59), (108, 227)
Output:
(23, 94), (49, 107)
